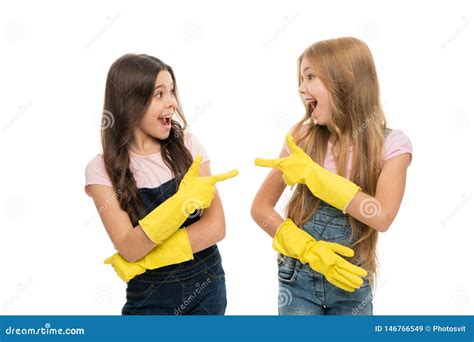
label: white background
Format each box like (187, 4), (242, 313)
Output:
(1, 0), (473, 315)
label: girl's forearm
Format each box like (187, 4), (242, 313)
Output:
(251, 204), (284, 238)
(118, 224), (157, 262)
(346, 191), (393, 232)
(120, 215), (225, 262)
(185, 214), (226, 253)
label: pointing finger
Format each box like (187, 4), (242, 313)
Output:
(210, 169), (239, 183)
(254, 157), (283, 169)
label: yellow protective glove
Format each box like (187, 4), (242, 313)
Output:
(273, 218), (368, 292)
(139, 155), (238, 244)
(255, 134), (360, 213)
(104, 228), (193, 283)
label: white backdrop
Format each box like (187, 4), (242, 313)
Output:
(1, 0), (473, 315)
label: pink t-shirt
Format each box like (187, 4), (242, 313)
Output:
(85, 132), (209, 196)
(283, 128), (412, 178)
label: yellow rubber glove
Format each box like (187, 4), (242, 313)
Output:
(139, 155), (238, 244)
(273, 219), (368, 292)
(255, 134), (360, 213)
(104, 228), (193, 283)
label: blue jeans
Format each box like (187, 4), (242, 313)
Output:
(122, 245), (227, 315)
(278, 201), (373, 315)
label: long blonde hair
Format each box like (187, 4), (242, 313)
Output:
(287, 37), (386, 282)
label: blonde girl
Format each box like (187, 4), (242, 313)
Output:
(252, 37), (412, 315)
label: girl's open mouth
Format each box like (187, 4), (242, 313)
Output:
(309, 100), (318, 115)
(158, 116), (172, 129)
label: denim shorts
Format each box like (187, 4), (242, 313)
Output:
(122, 245), (227, 315)
(278, 201), (373, 315)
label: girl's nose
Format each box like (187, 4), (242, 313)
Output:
(168, 96), (178, 109)
(299, 83), (306, 94)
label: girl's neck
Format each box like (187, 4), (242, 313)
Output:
(129, 131), (161, 156)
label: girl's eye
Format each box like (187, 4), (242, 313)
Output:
(307, 74), (315, 81)
(171, 89), (176, 96)
(155, 92), (162, 98)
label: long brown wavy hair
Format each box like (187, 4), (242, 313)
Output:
(287, 37), (387, 283)
(101, 54), (193, 225)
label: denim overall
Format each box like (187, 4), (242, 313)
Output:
(122, 178), (226, 315)
(277, 129), (393, 315)
(277, 201), (373, 315)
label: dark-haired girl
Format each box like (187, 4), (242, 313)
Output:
(85, 54), (237, 315)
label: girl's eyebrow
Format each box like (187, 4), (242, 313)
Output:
(300, 67), (313, 77)
(154, 82), (174, 90)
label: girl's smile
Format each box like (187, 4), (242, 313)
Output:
(299, 56), (331, 125)
(138, 70), (177, 141)
(303, 97), (318, 118)
(158, 113), (173, 130)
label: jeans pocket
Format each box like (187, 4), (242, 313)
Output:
(277, 255), (299, 283)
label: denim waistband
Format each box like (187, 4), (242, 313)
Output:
(131, 244), (221, 283)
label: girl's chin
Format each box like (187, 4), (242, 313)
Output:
(311, 114), (325, 126)
(154, 130), (171, 140)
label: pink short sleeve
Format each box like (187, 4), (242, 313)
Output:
(383, 129), (413, 165)
(184, 132), (210, 163)
(85, 155), (113, 196)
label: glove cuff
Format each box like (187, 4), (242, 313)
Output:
(272, 219), (318, 264)
(138, 193), (189, 244)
